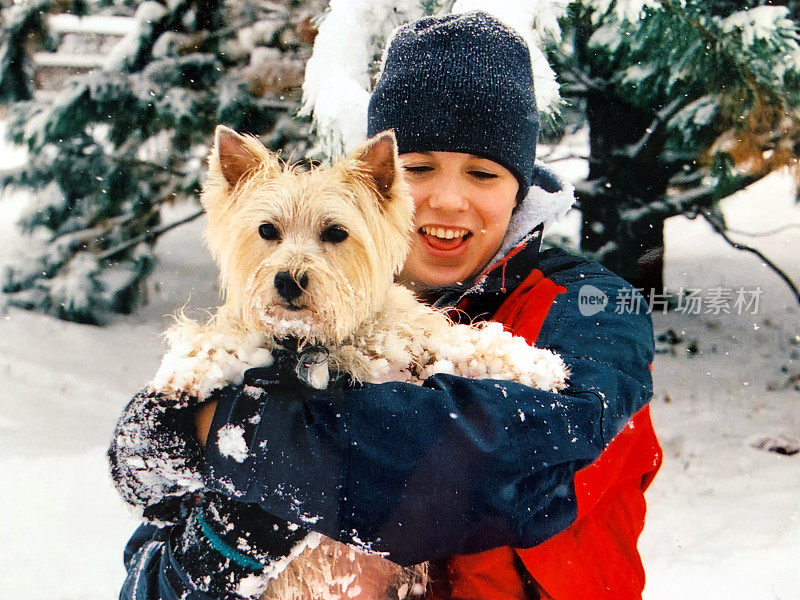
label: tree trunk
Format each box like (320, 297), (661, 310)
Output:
(579, 90), (670, 295)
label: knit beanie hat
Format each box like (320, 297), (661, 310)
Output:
(367, 11), (539, 196)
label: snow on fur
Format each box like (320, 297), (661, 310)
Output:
(417, 322), (567, 390)
(149, 284), (568, 402)
(149, 318), (274, 401)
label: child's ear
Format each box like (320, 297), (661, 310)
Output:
(208, 125), (280, 189)
(348, 130), (401, 202)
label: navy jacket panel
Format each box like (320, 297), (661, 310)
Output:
(534, 249), (655, 442)
(535, 249), (654, 383)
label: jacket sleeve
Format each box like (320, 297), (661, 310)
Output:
(201, 274), (654, 567)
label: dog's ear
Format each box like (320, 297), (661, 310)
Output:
(349, 130), (400, 201)
(210, 125), (279, 188)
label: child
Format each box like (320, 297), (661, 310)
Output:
(112, 11), (661, 599)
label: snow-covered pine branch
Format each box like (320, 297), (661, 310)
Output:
(558, 0), (800, 295)
(0, 0), (50, 103)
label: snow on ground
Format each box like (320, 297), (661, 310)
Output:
(641, 171), (800, 599)
(1, 123), (799, 598)
(0, 121), (221, 598)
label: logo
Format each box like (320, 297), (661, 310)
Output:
(578, 284), (608, 316)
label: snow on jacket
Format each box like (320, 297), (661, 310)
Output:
(119, 181), (660, 599)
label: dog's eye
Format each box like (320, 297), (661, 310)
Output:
(258, 223), (280, 241)
(320, 225), (349, 244)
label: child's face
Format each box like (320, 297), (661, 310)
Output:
(397, 151), (518, 288)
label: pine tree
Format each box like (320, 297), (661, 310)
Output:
(0, 0), (51, 102)
(554, 1), (800, 296)
(1, 0), (319, 323)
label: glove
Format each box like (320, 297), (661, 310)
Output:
(108, 346), (331, 523)
(173, 492), (313, 598)
(108, 389), (205, 523)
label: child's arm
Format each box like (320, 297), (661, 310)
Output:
(197, 272), (655, 566)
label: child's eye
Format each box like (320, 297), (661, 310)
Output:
(258, 222), (280, 241)
(469, 170), (497, 181)
(402, 165), (434, 174)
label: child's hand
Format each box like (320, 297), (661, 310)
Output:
(108, 390), (205, 523)
(173, 492), (313, 598)
(195, 400), (217, 447)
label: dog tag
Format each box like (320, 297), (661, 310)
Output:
(296, 347), (330, 389)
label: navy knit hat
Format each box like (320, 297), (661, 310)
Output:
(367, 11), (539, 197)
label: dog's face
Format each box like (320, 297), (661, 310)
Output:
(201, 126), (414, 344)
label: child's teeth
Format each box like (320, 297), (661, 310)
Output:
(423, 226), (466, 239)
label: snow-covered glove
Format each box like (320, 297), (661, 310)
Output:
(107, 346), (327, 523)
(108, 390), (205, 523)
(173, 492), (313, 599)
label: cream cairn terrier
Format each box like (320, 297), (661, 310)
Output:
(144, 126), (569, 599)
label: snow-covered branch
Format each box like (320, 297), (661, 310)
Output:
(701, 210), (800, 307)
(98, 209), (205, 262)
(301, 1), (567, 157)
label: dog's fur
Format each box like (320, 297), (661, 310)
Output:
(148, 126), (569, 599)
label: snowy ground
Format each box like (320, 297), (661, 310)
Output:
(641, 173), (800, 599)
(1, 125), (799, 599)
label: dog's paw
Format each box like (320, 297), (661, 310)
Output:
(151, 325), (274, 400)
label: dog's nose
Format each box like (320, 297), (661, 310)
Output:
(274, 271), (308, 302)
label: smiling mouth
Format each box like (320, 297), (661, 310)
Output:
(418, 225), (472, 251)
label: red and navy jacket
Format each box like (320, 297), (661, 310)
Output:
(121, 239), (660, 599)
(424, 239), (662, 599)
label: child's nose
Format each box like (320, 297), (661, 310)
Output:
(428, 179), (468, 211)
